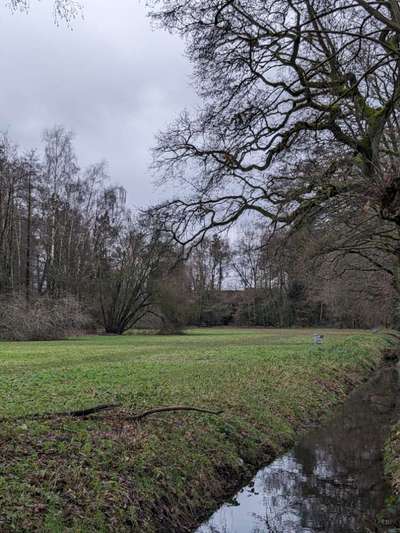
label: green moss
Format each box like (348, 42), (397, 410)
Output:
(355, 96), (383, 123)
(386, 37), (399, 54)
(0, 328), (387, 531)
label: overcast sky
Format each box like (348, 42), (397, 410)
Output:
(0, 0), (196, 206)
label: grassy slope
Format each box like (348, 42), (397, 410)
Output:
(0, 328), (386, 532)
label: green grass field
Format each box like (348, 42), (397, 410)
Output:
(0, 328), (387, 532)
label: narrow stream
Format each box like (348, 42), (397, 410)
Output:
(197, 365), (400, 533)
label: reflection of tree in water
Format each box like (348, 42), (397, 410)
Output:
(258, 367), (400, 533)
(198, 368), (399, 533)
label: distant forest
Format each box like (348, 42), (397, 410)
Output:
(2, 0), (400, 339)
(0, 127), (394, 340)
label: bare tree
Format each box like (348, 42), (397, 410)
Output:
(38, 127), (80, 296)
(149, 0), (400, 278)
(155, 259), (193, 334)
(96, 213), (165, 335)
(8, 0), (82, 23)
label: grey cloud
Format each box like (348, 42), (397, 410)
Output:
(0, 0), (195, 205)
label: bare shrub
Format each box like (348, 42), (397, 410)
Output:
(156, 271), (193, 335)
(0, 295), (92, 341)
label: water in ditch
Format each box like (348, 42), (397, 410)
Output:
(197, 365), (400, 533)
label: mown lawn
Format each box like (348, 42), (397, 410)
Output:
(0, 328), (388, 532)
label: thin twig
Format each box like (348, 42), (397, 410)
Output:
(128, 405), (224, 421)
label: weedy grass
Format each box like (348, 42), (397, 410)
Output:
(0, 328), (387, 531)
(383, 423), (400, 530)
(386, 424), (400, 494)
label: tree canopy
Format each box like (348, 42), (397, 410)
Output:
(149, 0), (400, 277)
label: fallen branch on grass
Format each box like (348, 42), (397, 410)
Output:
(54, 403), (122, 418)
(0, 404), (223, 423)
(126, 405), (224, 421)
(0, 403), (121, 422)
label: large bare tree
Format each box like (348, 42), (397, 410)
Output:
(149, 0), (400, 276)
(96, 222), (165, 335)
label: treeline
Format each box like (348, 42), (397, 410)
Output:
(184, 227), (396, 330)
(0, 127), (181, 339)
(0, 127), (396, 340)
(0, 127), (110, 300)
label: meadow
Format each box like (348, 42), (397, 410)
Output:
(0, 328), (388, 531)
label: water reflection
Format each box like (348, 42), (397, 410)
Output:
(197, 366), (400, 533)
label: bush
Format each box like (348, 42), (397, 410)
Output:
(200, 303), (234, 327)
(0, 295), (92, 341)
(156, 275), (193, 335)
